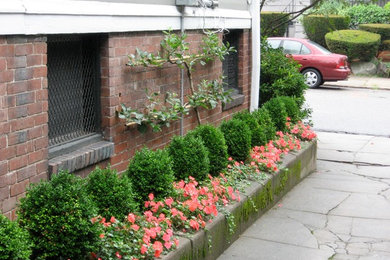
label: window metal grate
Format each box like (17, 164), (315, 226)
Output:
(47, 35), (101, 147)
(223, 30), (239, 93)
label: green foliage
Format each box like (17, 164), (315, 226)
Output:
(382, 39), (390, 50)
(168, 135), (210, 181)
(385, 2), (390, 10)
(123, 30), (235, 130)
(86, 167), (138, 220)
(340, 4), (390, 29)
(0, 214), (31, 260)
(18, 171), (100, 259)
(309, 0), (348, 15)
(325, 29), (381, 61)
(302, 15), (350, 47)
(220, 119), (251, 162)
(233, 111), (267, 147)
(260, 12), (289, 37)
(252, 108), (276, 141)
(262, 98), (288, 132)
(359, 24), (390, 41)
(187, 124), (228, 176)
(127, 147), (175, 203)
(260, 38), (307, 107)
(277, 96), (301, 123)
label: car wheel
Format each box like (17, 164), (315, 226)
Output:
(302, 69), (322, 88)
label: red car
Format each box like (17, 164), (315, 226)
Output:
(266, 37), (351, 88)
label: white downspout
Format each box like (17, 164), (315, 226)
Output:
(249, 0), (260, 112)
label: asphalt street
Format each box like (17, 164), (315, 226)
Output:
(305, 86), (390, 137)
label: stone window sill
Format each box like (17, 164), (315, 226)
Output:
(48, 135), (114, 174)
(223, 93), (245, 111)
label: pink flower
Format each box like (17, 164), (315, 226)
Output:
(140, 244), (148, 254)
(131, 224), (140, 231)
(148, 193), (154, 201)
(189, 219), (200, 230)
(165, 197), (174, 207)
(153, 241), (163, 258)
(99, 233), (105, 239)
(127, 213), (136, 224)
(115, 252), (122, 259)
(110, 216), (116, 223)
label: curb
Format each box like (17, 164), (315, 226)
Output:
(162, 141), (317, 260)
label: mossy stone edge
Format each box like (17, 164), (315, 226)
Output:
(163, 141), (317, 260)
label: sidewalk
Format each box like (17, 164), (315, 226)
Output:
(324, 76), (390, 90)
(218, 132), (390, 260)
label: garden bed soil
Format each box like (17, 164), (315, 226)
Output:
(162, 140), (317, 260)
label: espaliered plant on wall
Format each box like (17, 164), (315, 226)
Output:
(119, 30), (235, 132)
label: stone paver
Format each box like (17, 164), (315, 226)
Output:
(219, 132), (390, 260)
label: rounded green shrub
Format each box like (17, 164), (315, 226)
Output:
(18, 171), (100, 259)
(252, 108), (276, 142)
(233, 111), (267, 147)
(86, 167), (138, 220)
(340, 4), (390, 29)
(168, 135), (210, 181)
(325, 30), (381, 61)
(302, 15), (350, 47)
(127, 147), (175, 203)
(220, 119), (251, 162)
(359, 24), (390, 41)
(261, 12), (289, 37)
(0, 214), (31, 260)
(187, 124), (228, 176)
(260, 38), (307, 107)
(262, 98), (288, 132)
(277, 96), (301, 123)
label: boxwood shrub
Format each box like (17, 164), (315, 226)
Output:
(86, 167), (138, 219)
(252, 108), (276, 142)
(359, 24), (390, 41)
(220, 119), (251, 162)
(0, 214), (31, 260)
(127, 147), (175, 203)
(302, 15), (350, 47)
(18, 171), (101, 259)
(277, 96), (301, 123)
(325, 30), (381, 61)
(260, 38), (307, 107)
(340, 4), (390, 29)
(187, 124), (228, 176)
(233, 111), (267, 147)
(262, 97), (288, 132)
(260, 12), (289, 37)
(168, 135), (210, 181)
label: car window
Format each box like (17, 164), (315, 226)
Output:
(300, 44), (311, 54)
(308, 40), (332, 54)
(281, 40), (302, 54)
(267, 39), (281, 49)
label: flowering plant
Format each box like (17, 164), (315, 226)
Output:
(143, 176), (240, 234)
(287, 119), (317, 141)
(91, 214), (178, 260)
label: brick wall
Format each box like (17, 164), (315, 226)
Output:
(0, 30), (251, 218)
(101, 30), (251, 173)
(0, 36), (48, 219)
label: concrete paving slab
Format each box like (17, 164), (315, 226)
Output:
(217, 237), (334, 260)
(269, 208), (327, 229)
(241, 215), (318, 249)
(358, 251), (390, 260)
(352, 218), (390, 240)
(346, 242), (370, 255)
(326, 216), (353, 235)
(331, 193), (390, 219)
(355, 165), (390, 179)
(372, 241), (390, 253)
(359, 137), (390, 154)
(317, 149), (355, 163)
(354, 152), (390, 166)
(279, 183), (350, 215)
(302, 176), (388, 194)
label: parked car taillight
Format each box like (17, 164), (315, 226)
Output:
(336, 59), (347, 69)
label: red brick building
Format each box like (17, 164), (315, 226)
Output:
(0, 0), (260, 218)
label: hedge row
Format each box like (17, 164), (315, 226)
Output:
(261, 11), (289, 37)
(302, 14), (350, 47)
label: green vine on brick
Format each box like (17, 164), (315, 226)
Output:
(120, 30), (235, 131)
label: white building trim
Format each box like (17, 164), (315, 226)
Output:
(0, 0), (251, 35)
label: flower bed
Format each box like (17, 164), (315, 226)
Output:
(90, 120), (317, 260)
